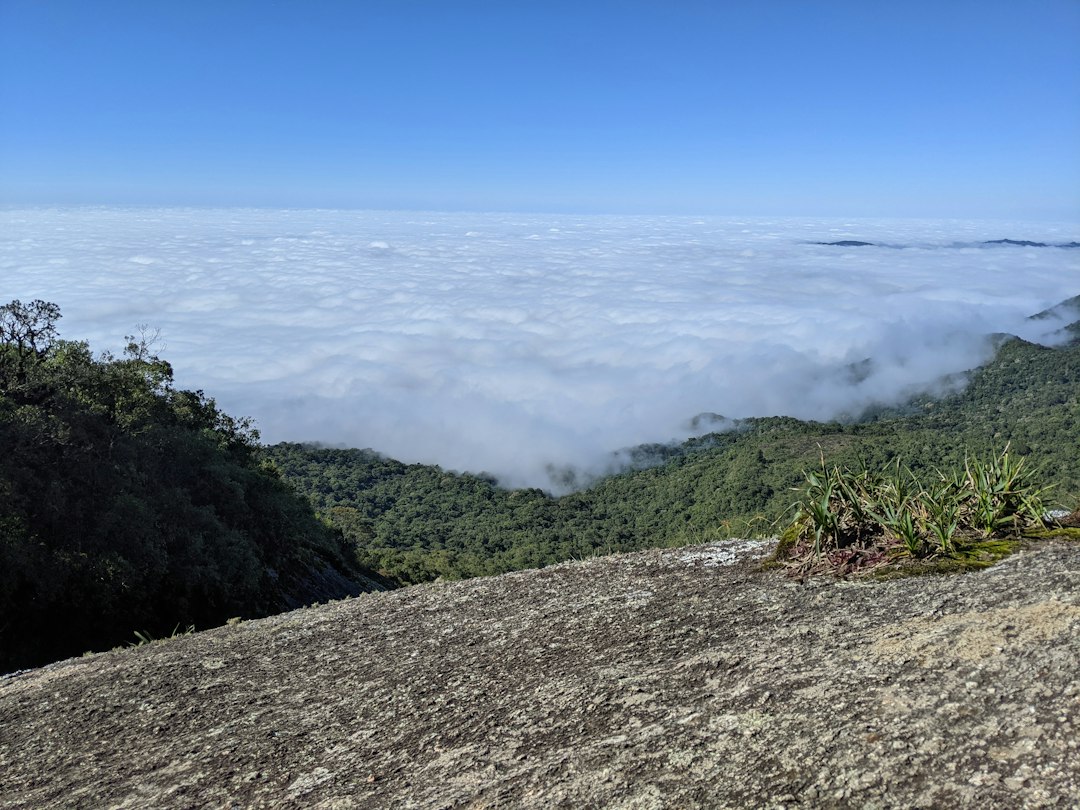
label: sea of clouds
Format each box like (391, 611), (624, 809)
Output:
(2, 207), (1077, 489)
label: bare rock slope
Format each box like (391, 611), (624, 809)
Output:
(2, 539), (1079, 809)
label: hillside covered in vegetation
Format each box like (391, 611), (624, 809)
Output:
(265, 298), (1080, 585)
(0, 301), (385, 673)
(3, 295), (1077, 671)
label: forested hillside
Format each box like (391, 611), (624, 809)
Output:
(0, 301), (385, 673)
(4, 296), (1077, 670)
(266, 302), (1080, 585)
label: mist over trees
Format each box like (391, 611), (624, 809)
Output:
(0, 301), (383, 673)
(3, 295), (1078, 671)
(265, 310), (1080, 586)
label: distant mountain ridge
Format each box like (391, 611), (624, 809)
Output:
(813, 238), (1080, 248)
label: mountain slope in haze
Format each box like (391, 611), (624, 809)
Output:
(267, 296), (1080, 585)
(3, 537), (1078, 808)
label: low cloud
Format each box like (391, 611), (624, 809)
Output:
(2, 208), (1076, 489)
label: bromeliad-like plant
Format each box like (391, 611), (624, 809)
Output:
(782, 446), (1049, 576)
(921, 479), (963, 554)
(865, 461), (924, 556)
(961, 449), (1046, 537)
(784, 458), (891, 575)
(797, 460), (878, 556)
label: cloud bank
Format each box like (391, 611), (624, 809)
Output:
(2, 208), (1077, 489)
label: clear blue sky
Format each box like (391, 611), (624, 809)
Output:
(2, 0), (1079, 220)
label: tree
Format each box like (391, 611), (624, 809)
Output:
(0, 299), (61, 357)
(1, 299), (63, 393)
(1, 300), (384, 672)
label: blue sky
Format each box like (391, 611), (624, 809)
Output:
(2, 0), (1079, 219)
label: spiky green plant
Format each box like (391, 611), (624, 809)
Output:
(961, 447), (1048, 537)
(782, 447), (1050, 576)
(921, 479), (963, 554)
(866, 460), (924, 555)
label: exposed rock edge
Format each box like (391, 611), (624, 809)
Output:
(2, 539), (1078, 808)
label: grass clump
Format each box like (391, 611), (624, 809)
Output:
(126, 624), (195, 648)
(776, 447), (1050, 577)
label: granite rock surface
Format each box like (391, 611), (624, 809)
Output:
(2, 539), (1079, 809)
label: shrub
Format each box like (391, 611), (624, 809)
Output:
(779, 447), (1048, 576)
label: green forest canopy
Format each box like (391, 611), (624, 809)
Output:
(0, 300), (383, 673)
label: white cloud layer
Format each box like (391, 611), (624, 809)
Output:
(2, 208), (1077, 489)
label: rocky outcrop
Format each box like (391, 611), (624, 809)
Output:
(2, 538), (1078, 808)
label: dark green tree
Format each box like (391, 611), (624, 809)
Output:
(1, 301), (385, 672)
